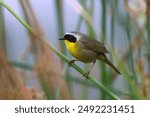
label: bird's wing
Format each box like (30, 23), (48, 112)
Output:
(80, 36), (109, 54)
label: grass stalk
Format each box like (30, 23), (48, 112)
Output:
(112, 51), (143, 99)
(66, 0), (96, 37)
(125, 17), (137, 83)
(146, 1), (150, 94)
(55, 0), (73, 96)
(100, 0), (107, 99)
(76, 0), (86, 31)
(109, 1), (116, 86)
(86, 0), (95, 37)
(54, 0), (66, 54)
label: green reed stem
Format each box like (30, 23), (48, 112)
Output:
(146, 14), (150, 93)
(125, 17), (137, 83)
(55, 0), (66, 54)
(100, 0), (107, 99)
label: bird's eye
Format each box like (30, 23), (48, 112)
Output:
(64, 34), (76, 43)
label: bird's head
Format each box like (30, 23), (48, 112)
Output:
(59, 32), (81, 43)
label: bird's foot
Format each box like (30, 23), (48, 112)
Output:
(68, 59), (76, 67)
(83, 71), (90, 79)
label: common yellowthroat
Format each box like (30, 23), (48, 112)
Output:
(59, 32), (121, 77)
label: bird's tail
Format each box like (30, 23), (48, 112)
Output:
(98, 55), (121, 74)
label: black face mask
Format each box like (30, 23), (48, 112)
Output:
(64, 34), (77, 43)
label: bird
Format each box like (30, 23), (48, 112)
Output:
(59, 31), (121, 77)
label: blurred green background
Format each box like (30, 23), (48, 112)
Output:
(0, 0), (149, 100)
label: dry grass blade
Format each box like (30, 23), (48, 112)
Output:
(19, 0), (71, 99)
(0, 50), (33, 99)
(0, 5), (6, 52)
(146, 0), (150, 17)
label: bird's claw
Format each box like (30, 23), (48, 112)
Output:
(83, 72), (90, 78)
(68, 60), (76, 67)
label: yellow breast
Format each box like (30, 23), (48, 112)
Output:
(64, 40), (95, 63)
(65, 40), (80, 58)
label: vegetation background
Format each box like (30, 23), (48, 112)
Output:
(0, 0), (149, 99)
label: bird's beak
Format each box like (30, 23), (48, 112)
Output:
(59, 38), (65, 40)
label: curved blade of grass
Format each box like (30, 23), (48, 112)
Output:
(0, 0), (119, 100)
(65, 0), (96, 37)
(65, 0), (92, 26)
(76, 0), (86, 31)
(54, 0), (66, 54)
